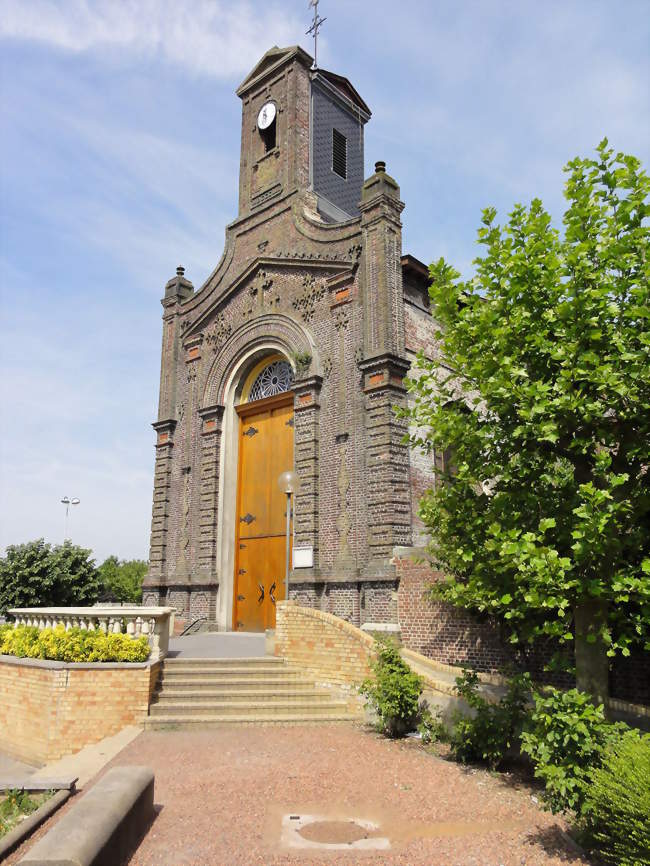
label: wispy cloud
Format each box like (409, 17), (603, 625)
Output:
(0, 0), (302, 78)
(1, 0), (648, 563)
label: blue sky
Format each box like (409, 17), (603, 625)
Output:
(1, 0), (648, 563)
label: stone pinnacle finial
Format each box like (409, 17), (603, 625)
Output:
(375, 161), (386, 174)
(176, 266), (185, 277)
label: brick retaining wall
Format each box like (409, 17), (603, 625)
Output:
(275, 600), (374, 690)
(0, 656), (161, 765)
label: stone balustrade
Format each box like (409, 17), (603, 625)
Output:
(7, 606), (174, 661)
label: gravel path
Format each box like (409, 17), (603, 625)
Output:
(113, 724), (590, 866)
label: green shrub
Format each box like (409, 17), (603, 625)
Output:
(418, 706), (448, 744)
(0, 788), (51, 839)
(0, 624), (150, 663)
(447, 669), (531, 769)
(520, 687), (628, 816)
(360, 638), (423, 737)
(0, 788), (37, 821)
(0, 539), (100, 613)
(98, 556), (147, 604)
(582, 731), (650, 866)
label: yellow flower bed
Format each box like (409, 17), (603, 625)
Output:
(0, 623), (150, 663)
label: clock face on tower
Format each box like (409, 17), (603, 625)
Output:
(257, 101), (276, 130)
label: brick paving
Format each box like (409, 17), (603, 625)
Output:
(112, 724), (589, 866)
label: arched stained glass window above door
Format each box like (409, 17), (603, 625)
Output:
(248, 359), (294, 402)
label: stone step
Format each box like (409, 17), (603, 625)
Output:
(144, 713), (360, 729)
(163, 656), (283, 666)
(151, 654), (360, 729)
(148, 699), (350, 717)
(157, 676), (314, 691)
(153, 688), (334, 702)
(160, 667), (305, 681)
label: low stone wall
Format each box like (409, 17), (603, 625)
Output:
(275, 600), (374, 690)
(0, 655), (161, 766)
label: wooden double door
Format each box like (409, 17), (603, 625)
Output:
(233, 394), (294, 632)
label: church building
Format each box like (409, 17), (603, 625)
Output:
(142, 45), (440, 641)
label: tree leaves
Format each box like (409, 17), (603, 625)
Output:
(401, 142), (650, 666)
(0, 539), (100, 613)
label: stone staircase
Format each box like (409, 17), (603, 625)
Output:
(145, 656), (362, 728)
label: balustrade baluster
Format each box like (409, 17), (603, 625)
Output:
(6, 606), (172, 660)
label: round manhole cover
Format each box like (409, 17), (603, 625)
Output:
(297, 820), (370, 845)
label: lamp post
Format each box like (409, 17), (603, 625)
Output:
(277, 470), (301, 599)
(61, 496), (80, 541)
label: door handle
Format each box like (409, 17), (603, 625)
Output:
(258, 583), (265, 604)
(269, 582), (276, 606)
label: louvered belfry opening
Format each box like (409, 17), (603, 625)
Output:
(332, 127), (347, 179)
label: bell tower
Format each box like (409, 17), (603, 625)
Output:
(236, 46), (313, 218)
(236, 45), (371, 223)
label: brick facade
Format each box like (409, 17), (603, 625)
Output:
(144, 46), (415, 630)
(0, 656), (160, 765)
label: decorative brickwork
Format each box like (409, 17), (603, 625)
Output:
(147, 47), (412, 626)
(610, 651), (650, 705)
(0, 656), (160, 765)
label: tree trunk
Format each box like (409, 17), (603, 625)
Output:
(574, 597), (610, 710)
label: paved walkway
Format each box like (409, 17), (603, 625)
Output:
(167, 631), (267, 658)
(5, 725), (585, 866)
(0, 752), (37, 783)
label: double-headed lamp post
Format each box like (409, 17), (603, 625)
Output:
(277, 470), (301, 598)
(61, 496), (80, 541)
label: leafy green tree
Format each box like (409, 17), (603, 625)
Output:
(0, 539), (101, 613)
(98, 556), (146, 604)
(404, 140), (650, 705)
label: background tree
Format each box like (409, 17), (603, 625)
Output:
(0, 539), (101, 613)
(404, 140), (650, 705)
(98, 556), (147, 604)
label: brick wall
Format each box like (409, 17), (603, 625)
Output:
(611, 649), (650, 705)
(394, 552), (649, 707)
(0, 656), (160, 766)
(395, 553), (517, 672)
(275, 600), (374, 691)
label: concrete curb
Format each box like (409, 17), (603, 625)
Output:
(0, 778), (77, 792)
(0, 789), (71, 861)
(18, 766), (154, 866)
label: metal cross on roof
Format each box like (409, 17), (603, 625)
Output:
(306, 0), (327, 69)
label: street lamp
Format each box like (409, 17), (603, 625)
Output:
(61, 496), (80, 541)
(277, 470), (301, 597)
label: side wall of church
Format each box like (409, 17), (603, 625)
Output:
(404, 301), (442, 545)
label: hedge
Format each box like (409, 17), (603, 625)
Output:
(0, 623), (150, 663)
(583, 731), (650, 866)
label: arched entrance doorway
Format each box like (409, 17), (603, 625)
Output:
(233, 356), (295, 631)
